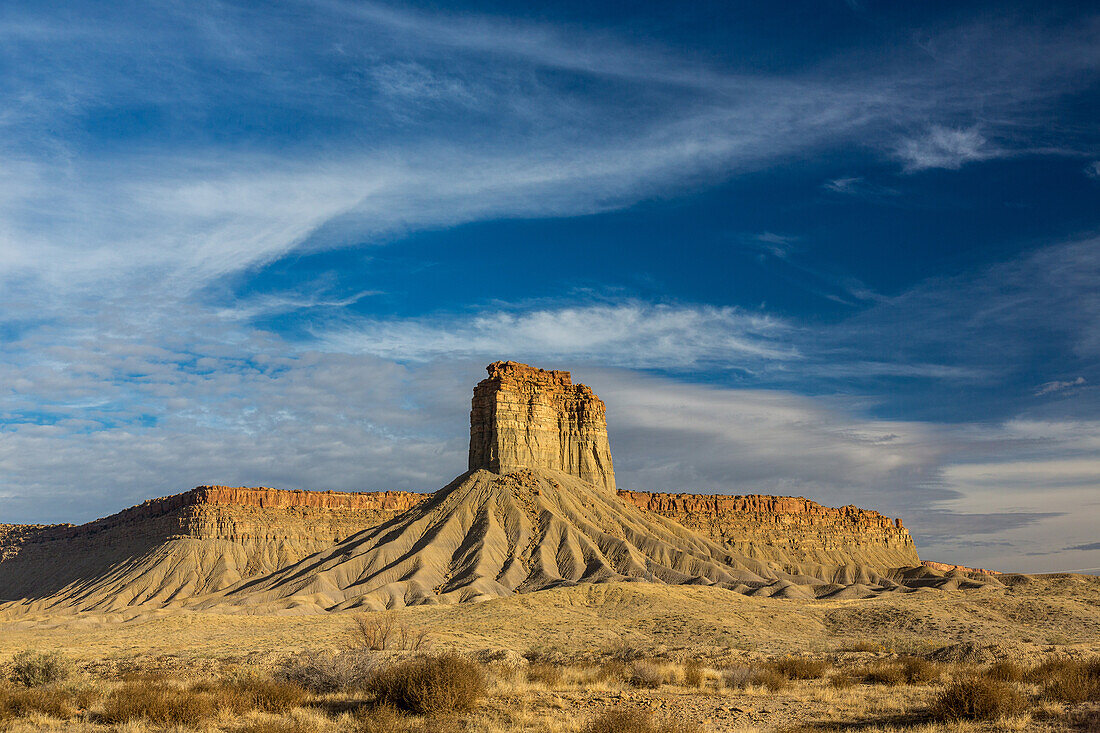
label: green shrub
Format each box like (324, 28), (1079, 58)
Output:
(367, 653), (486, 715)
(932, 677), (1026, 721)
(8, 651), (71, 687)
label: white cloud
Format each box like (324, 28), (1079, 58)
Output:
(895, 126), (997, 171)
(1035, 376), (1087, 396)
(316, 302), (797, 367)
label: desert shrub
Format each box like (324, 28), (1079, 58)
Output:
(593, 660), (630, 683)
(100, 680), (217, 726)
(985, 660), (1025, 682)
(474, 648), (527, 681)
(193, 676), (307, 714)
(583, 708), (703, 733)
(828, 673), (855, 689)
(898, 656), (942, 684)
(8, 651), (71, 687)
(719, 665), (786, 691)
(355, 704), (407, 733)
(0, 685), (79, 720)
(770, 657), (829, 680)
(683, 660), (705, 688)
(366, 653), (486, 715)
(526, 663), (563, 686)
(1032, 656), (1100, 703)
(350, 614), (430, 652)
(278, 649), (378, 693)
(933, 677), (1026, 720)
(857, 662), (906, 686)
(629, 660), (666, 689)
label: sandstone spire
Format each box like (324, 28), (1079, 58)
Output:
(468, 361), (616, 491)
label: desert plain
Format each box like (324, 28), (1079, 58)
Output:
(1, 364), (1098, 732)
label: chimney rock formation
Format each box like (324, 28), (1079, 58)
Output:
(469, 361), (615, 491)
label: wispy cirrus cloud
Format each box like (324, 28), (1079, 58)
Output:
(316, 302), (796, 368)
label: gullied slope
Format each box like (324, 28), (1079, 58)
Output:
(213, 468), (991, 613)
(215, 469), (791, 612)
(0, 486), (424, 612)
(617, 492), (918, 572)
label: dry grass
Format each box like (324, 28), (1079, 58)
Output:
(0, 683), (83, 720)
(366, 652), (486, 715)
(583, 708), (703, 733)
(1034, 656), (1100, 703)
(99, 678), (219, 726)
(683, 660), (705, 688)
(770, 657), (830, 680)
(353, 704), (407, 733)
(526, 662), (564, 686)
(720, 665), (788, 691)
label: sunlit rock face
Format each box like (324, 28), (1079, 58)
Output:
(468, 361), (616, 492)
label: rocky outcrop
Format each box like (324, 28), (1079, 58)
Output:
(469, 361), (615, 491)
(617, 491), (919, 571)
(922, 560), (1001, 576)
(0, 487), (426, 605)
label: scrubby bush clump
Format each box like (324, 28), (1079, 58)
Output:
(770, 657), (829, 680)
(366, 652), (486, 715)
(526, 662), (564, 686)
(278, 649), (378, 693)
(1033, 656), (1100, 703)
(192, 675), (307, 713)
(932, 677), (1026, 721)
(8, 650), (71, 687)
(720, 665), (787, 691)
(100, 679), (218, 726)
(0, 683), (85, 720)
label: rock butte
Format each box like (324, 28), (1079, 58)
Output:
(0, 361), (1001, 613)
(469, 361), (615, 491)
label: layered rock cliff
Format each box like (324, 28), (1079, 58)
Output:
(617, 491), (919, 571)
(469, 361), (615, 491)
(0, 486), (425, 606)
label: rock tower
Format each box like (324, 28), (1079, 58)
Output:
(468, 361), (616, 491)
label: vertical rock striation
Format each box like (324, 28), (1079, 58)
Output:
(469, 361), (615, 491)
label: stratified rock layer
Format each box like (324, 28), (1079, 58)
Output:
(469, 361), (615, 491)
(617, 491), (919, 571)
(0, 486), (425, 609)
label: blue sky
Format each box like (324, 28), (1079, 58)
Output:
(1, 0), (1098, 573)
